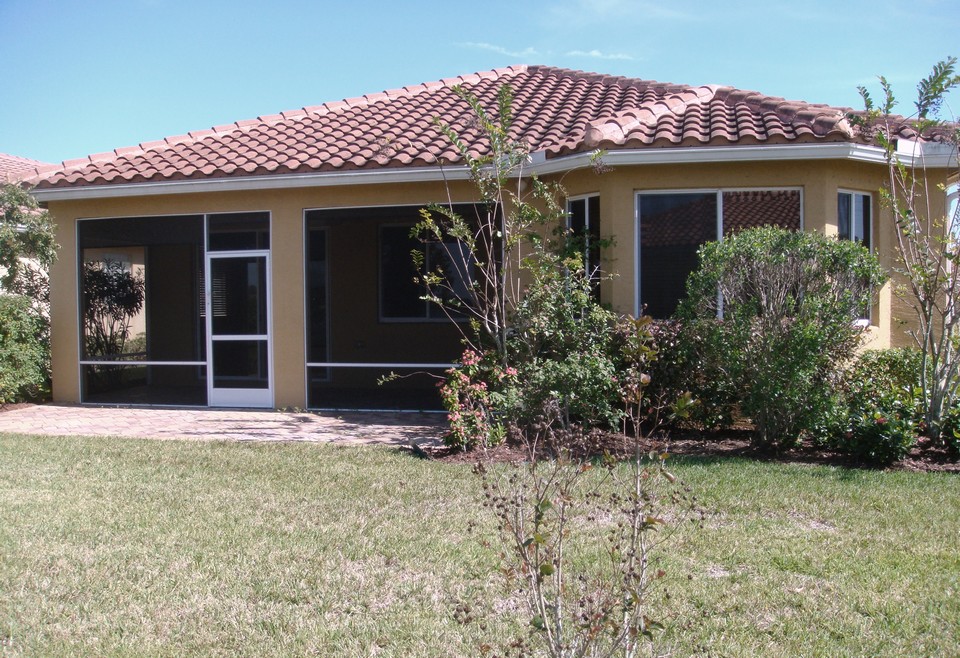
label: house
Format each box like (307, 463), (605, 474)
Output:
(25, 65), (957, 410)
(1, 153), (49, 184)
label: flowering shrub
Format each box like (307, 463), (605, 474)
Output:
(825, 349), (921, 465)
(439, 349), (516, 451)
(845, 411), (917, 466)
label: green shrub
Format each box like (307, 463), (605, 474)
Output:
(505, 257), (624, 429)
(844, 411), (917, 465)
(679, 227), (886, 450)
(834, 348), (960, 464)
(937, 404), (960, 459)
(646, 319), (737, 430)
(845, 349), (923, 417)
(0, 295), (48, 402)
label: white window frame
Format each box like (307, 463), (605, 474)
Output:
(837, 190), (872, 249)
(633, 187), (804, 316)
(837, 190), (874, 325)
(566, 193), (600, 272)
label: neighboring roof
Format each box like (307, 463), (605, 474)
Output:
(27, 65), (932, 192)
(1, 153), (49, 183)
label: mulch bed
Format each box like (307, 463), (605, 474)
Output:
(0, 403), (34, 414)
(418, 427), (960, 473)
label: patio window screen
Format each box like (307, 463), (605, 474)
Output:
(78, 214), (207, 405)
(304, 205), (478, 411)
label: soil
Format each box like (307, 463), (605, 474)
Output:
(423, 427), (960, 474)
(0, 403), (34, 414)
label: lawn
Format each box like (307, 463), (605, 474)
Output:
(1, 433), (957, 657)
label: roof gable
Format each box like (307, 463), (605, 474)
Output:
(27, 65), (919, 191)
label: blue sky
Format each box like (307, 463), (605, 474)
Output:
(2, 0), (957, 164)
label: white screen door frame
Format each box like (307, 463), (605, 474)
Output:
(205, 249), (273, 407)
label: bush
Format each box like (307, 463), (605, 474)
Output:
(505, 256), (624, 430)
(439, 349), (514, 451)
(0, 295), (48, 402)
(831, 348), (951, 465)
(679, 227), (886, 450)
(844, 410), (917, 465)
(937, 404), (960, 459)
(646, 319), (738, 431)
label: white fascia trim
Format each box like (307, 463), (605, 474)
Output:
(31, 166), (476, 202)
(31, 143), (956, 202)
(530, 143), (955, 175)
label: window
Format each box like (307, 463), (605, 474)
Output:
(636, 189), (802, 318)
(567, 195), (602, 295)
(380, 225), (471, 320)
(838, 191), (871, 247)
(838, 191), (873, 322)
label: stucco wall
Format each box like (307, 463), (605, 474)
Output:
(553, 158), (950, 351)
(47, 180), (479, 407)
(46, 158), (952, 407)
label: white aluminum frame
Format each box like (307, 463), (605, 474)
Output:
(205, 216), (274, 408)
(76, 210), (275, 408)
(633, 187), (805, 316)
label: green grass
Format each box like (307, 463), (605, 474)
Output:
(1, 434), (957, 657)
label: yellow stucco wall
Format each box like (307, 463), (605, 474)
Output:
(553, 158), (950, 352)
(46, 158), (952, 407)
(47, 180), (480, 407)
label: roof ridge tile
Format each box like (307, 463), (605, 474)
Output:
(582, 84), (719, 148)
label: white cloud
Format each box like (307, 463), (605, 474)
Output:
(566, 49), (634, 61)
(457, 42), (540, 58)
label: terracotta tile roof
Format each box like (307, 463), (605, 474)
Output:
(1, 153), (49, 183)
(27, 65), (922, 190)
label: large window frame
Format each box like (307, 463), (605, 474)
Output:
(566, 194), (602, 298)
(837, 190), (872, 249)
(634, 187), (804, 317)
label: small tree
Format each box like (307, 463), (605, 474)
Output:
(680, 226), (886, 449)
(0, 183), (57, 305)
(420, 84), (696, 657)
(852, 57), (960, 438)
(0, 183), (58, 401)
(414, 84), (566, 362)
(82, 259), (145, 359)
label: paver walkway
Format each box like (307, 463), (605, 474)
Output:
(0, 404), (446, 447)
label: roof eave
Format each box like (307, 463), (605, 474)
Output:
(31, 143), (955, 202)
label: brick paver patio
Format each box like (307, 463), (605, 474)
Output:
(0, 404), (446, 447)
